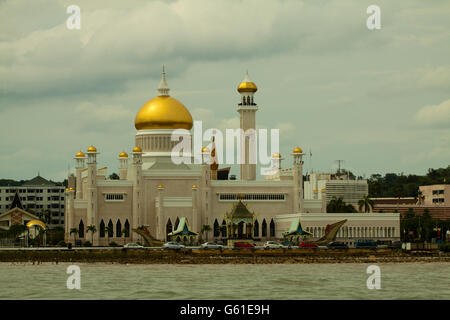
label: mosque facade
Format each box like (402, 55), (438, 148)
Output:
(64, 69), (399, 246)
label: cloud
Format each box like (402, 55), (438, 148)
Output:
(413, 99), (450, 128)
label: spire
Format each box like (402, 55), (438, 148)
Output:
(158, 65), (170, 96)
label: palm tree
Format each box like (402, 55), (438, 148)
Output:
(86, 225), (97, 245)
(201, 225), (212, 241)
(327, 197), (357, 213)
(104, 226), (112, 245)
(358, 195), (374, 213)
(69, 228), (78, 245)
(121, 228), (128, 246)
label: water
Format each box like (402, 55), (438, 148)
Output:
(0, 262), (449, 299)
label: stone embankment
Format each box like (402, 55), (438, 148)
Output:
(0, 248), (449, 264)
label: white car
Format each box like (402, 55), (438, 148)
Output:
(201, 242), (224, 249)
(162, 242), (185, 249)
(124, 243), (144, 249)
(263, 241), (283, 249)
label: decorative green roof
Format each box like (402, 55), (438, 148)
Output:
(225, 200), (254, 224)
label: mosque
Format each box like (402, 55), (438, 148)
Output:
(64, 69), (400, 246)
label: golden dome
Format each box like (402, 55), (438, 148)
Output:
(237, 72), (258, 93)
(87, 146), (97, 153)
(322, 187), (326, 191)
(273, 152), (281, 158)
(192, 185), (197, 189)
(75, 151), (85, 158)
(133, 146), (142, 153)
(313, 189), (318, 192)
(293, 147), (303, 154)
(135, 96), (193, 130)
(119, 151), (128, 158)
(157, 184), (163, 189)
(201, 147), (210, 153)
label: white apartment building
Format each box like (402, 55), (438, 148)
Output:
(304, 172), (368, 206)
(0, 175), (65, 228)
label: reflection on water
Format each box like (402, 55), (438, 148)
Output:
(0, 262), (449, 300)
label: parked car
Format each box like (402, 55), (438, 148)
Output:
(327, 241), (349, 249)
(124, 243), (144, 249)
(201, 242), (224, 249)
(298, 241), (318, 248)
(355, 239), (377, 249)
(162, 242), (185, 249)
(234, 241), (255, 248)
(264, 241), (283, 249)
(388, 240), (402, 249)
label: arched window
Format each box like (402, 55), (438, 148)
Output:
(99, 220), (105, 238)
(166, 218), (173, 237)
(124, 219), (130, 237)
(270, 219), (275, 237)
(108, 219), (113, 238)
(247, 96), (251, 104)
(78, 220), (84, 238)
(254, 219), (259, 237)
(213, 219), (220, 237)
(262, 219), (267, 237)
(116, 219), (122, 237)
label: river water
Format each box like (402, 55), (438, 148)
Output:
(0, 262), (448, 299)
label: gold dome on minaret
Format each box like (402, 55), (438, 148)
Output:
(237, 71), (258, 93)
(135, 66), (193, 131)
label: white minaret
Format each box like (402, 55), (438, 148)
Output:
(118, 151), (129, 180)
(131, 146), (143, 240)
(292, 147), (304, 212)
(86, 146), (98, 244)
(74, 151), (85, 199)
(237, 71), (258, 180)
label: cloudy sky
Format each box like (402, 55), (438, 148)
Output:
(1, 0), (449, 181)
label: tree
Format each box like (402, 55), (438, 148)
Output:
(358, 195), (374, 213)
(327, 197), (357, 213)
(201, 225), (212, 241)
(70, 228), (78, 245)
(121, 228), (128, 245)
(104, 226), (112, 245)
(38, 209), (51, 225)
(109, 173), (120, 180)
(86, 225), (97, 245)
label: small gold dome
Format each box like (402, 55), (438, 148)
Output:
(87, 146), (97, 153)
(293, 147), (303, 154)
(133, 146), (142, 153)
(238, 81), (258, 93)
(273, 152), (281, 158)
(201, 147), (210, 153)
(75, 151), (85, 158)
(119, 151), (128, 158)
(135, 96), (193, 130)
(314, 189), (318, 192)
(157, 184), (163, 189)
(192, 185), (197, 189)
(322, 187), (326, 191)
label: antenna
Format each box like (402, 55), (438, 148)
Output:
(335, 160), (344, 174)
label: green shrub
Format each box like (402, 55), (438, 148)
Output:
(109, 241), (119, 247)
(83, 241), (92, 247)
(439, 243), (450, 252)
(57, 240), (67, 247)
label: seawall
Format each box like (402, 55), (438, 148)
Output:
(0, 248), (449, 264)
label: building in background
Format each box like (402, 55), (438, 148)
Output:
(0, 175), (65, 228)
(304, 172), (368, 207)
(371, 184), (450, 220)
